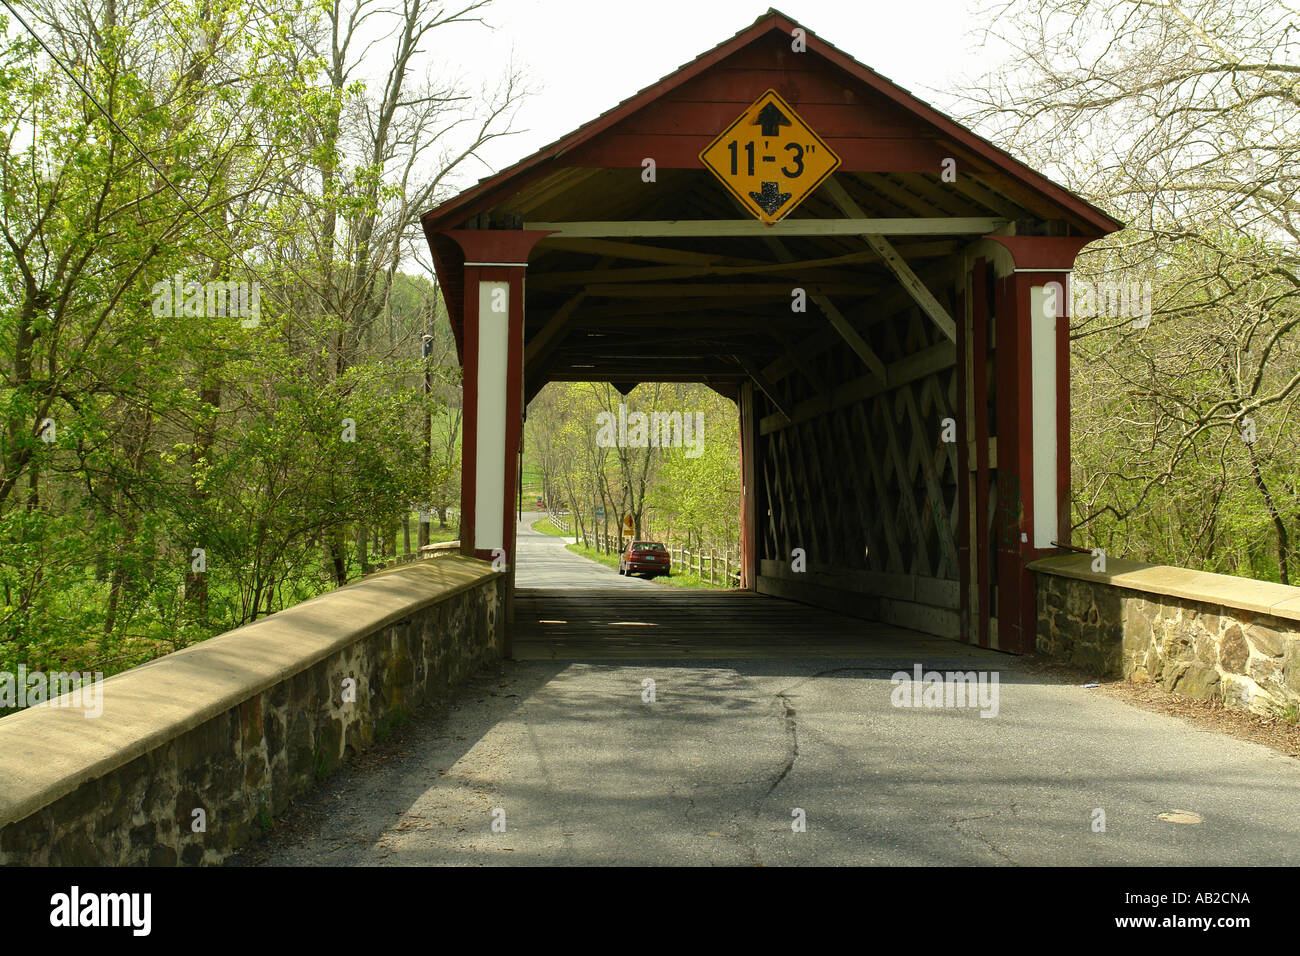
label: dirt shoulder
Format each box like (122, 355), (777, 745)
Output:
(1020, 656), (1300, 759)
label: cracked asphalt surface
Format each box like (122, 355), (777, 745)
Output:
(243, 515), (1300, 866)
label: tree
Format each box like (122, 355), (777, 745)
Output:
(525, 381), (741, 558)
(0, 0), (511, 678)
(964, 0), (1300, 581)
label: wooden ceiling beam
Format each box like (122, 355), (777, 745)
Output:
(563, 335), (790, 352)
(555, 340), (776, 357)
(526, 243), (956, 289)
(551, 296), (780, 317)
(943, 173), (1033, 220)
(531, 236), (770, 266)
(547, 362), (742, 376)
(892, 172), (1011, 218)
(545, 371), (748, 382)
(931, 140), (1083, 227)
(835, 173), (945, 218)
(524, 288), (590, 371)
(566, 314), (806, 329)
(530, 261), (856, 289)
(508, 167), (605, 216)
(582, 281), (878, 298)
(525, 217), (1008, 238)
(854, 173), (959, 218)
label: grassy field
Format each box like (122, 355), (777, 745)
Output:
(426, 525), (459, 544)
(519, 464), (545, 505)
(393, 512), (459, 550)
(533, 516), (569, 537)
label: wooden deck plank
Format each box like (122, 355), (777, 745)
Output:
(510, 587), (985, 661)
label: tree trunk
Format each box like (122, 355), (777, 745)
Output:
(356, 523), (372, 576)
(329, 532), (348, 586)
(1246, 441), (1290, 585)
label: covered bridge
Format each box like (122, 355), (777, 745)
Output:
(420, 8), (1121, 654)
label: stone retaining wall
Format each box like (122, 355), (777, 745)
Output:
(0, 557), (502, 866)
(1032, 555), (1300, 715)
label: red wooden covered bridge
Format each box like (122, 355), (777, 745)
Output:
(420, 9), (1121, 655)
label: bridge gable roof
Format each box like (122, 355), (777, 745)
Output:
(422, 8), (1121, 361)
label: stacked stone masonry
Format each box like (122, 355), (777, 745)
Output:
(0, 558), (503, 866)
(1033, 556), (1300, 716)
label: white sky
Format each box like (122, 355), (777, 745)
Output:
(2, 0), (1017, 240)
(436, 0), (1011, 187)
(2, 0), (1012, 184)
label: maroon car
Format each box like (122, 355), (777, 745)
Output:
(618, 540), (671, 578)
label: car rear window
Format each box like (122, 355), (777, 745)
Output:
(633, 542), (666, 551)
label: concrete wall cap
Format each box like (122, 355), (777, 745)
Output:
(0, 557), (499, 829)
(1029, 554), (1300, 624)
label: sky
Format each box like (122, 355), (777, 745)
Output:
(1, 0), (1017, 190)
(0, 0), (1022, 244)
(429, 0), (1015, 189)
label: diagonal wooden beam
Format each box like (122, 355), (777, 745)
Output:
(756, 234), (887, 382)
(810, 291), (887, 380)
(862, 232), (957, 342)
(769, 331), (826, 397)
(734, 354), (793, 422)
(823, 176), (957, 342)
(705, 192), (888, 383)
(763, 254), (965, 383)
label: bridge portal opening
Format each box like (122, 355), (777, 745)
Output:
(522, 379), (743, 566)
(421, 11), (1119, 657)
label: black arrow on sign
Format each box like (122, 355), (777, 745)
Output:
(752, 102), (792, 137)
(749, 181), (792, 215)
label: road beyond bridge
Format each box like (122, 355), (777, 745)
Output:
(240, 516), (1300, 867)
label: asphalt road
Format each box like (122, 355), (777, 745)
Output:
(243, 514), (1300, 866)
(513, 511), (657, 589)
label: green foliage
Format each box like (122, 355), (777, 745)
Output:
(965, 0), (1300, 585)
(0, 0), (466, 678)
(1067, 232), (1300, 583)
(374, 705), (409, 743)
(647, 440), (741, 553)
(527, 382), (741, 560)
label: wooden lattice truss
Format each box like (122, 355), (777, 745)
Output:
(759, 305), (966, 583)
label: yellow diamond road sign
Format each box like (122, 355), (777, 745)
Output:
(699, 89), (841, 224)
